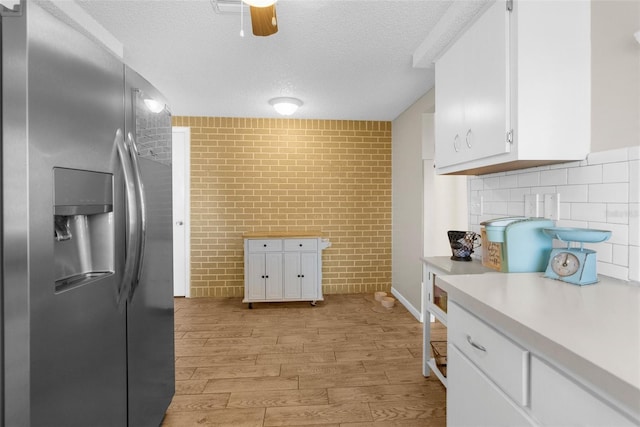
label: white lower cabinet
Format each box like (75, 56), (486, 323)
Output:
(447, 300), (636, 426)
(244, 236), (329, 306)
(530, 356), (636, 426)
(448, 344), (534, 427)
(448, 301), (534, 426)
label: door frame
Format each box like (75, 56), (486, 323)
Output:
(172, 126), (190, 297)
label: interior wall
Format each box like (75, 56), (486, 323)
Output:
(391, 94), (432, 314)
(172, 116), (392, 297)
(591, 0), (640, 152)
(422, 113), (468, 258)
(391, 89), (467, 316)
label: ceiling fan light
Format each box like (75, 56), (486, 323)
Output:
(243, 0), (277, 7)
(269, 97), (303, 116)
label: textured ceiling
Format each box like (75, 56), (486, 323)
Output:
(74, 0), (485, 120)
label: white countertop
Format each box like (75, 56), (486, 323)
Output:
(421, 256), (495, 275)
(436, 272), (640, 418)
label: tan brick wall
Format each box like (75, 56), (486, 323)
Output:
(172, 116), (392, 298)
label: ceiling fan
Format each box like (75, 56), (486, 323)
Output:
(211, 0), (279, 37)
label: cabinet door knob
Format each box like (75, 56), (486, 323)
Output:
(466, 129), (473, 148)
(301, 274), (304, 278)
(299, 243), (303, 247)
(263, 244), (267, 247)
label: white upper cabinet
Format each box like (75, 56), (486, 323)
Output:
(434, 0), (590, 175)
(436, 1), (509, 169)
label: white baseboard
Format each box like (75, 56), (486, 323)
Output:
(390, 287), (421, 322)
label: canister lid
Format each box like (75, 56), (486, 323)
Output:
(480, 217), (526, 227)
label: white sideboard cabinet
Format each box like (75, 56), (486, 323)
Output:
(243, 233), (331, 308)
(434, 0), (590, 175)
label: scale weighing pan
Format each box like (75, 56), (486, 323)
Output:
(543, 227), (611, 243)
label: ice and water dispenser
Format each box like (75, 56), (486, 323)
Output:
(53, 168), (114, 292)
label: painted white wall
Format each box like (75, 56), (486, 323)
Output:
(391, 90), (468, 318)
(391, 93), (432, 318)
(422, 113), (468, 258)
(591, 0), (640, 152)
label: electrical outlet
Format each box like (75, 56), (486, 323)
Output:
(544, 193), (560, 220)
(524, 194), (539, 217)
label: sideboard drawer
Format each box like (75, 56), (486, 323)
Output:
(284, 238), (318, 251)
(449, 301), (529, 406)
(247, 239), (283, 252)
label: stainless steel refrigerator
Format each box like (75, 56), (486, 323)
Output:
(1, 2), (175, 425)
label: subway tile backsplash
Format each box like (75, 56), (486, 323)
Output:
(468, 146), (640, 283)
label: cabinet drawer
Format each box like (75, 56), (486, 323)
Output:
(284, 239), (317, 251)
(448, 344), (535, 427)
(449, 302), (529, 406)
(247, 239), (282, 252)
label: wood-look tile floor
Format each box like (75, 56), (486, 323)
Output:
(162, 294), (447, 427)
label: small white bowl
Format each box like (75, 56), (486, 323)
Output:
(381, 296), (395, 308)
(374, 291), (387, 301)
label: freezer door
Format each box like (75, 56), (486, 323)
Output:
(124, 66), (175, 426)
(3, 3), (128, 426)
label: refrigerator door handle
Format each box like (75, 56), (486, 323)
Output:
(115, 129), (140, 307)
(126, 132), (147, 302)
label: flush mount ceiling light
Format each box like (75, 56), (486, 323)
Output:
(269, 97), (303, 116)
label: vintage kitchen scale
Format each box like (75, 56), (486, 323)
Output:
(542, 227), (612, 285)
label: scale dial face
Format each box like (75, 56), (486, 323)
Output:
(550, 251), (580, 277)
